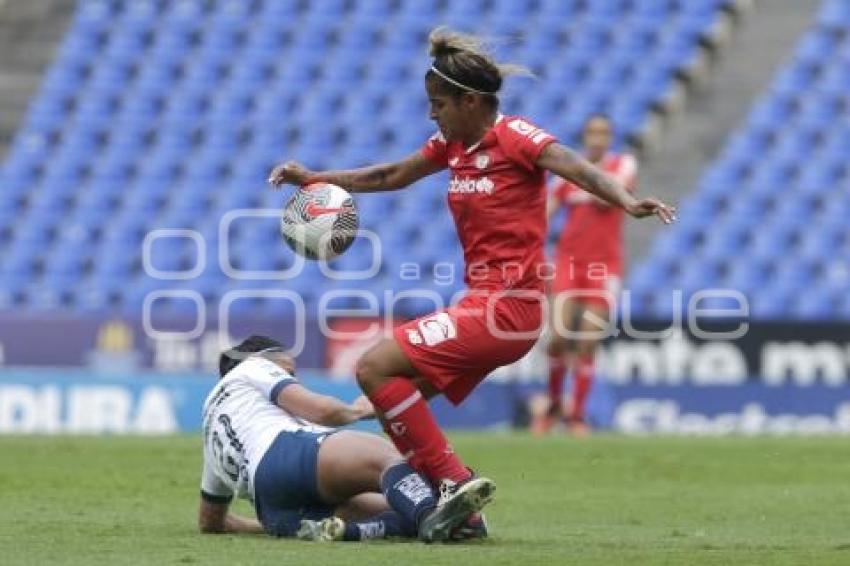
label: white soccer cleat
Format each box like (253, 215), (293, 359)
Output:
(418, 476), (496, 543)
(296, 517), (346, 542)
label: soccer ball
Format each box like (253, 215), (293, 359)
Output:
(280, 183), (359, 260)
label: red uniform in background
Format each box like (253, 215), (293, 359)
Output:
(547, 152), (637, 429)
(551, 152), (637, 299)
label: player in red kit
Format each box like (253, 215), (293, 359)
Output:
(533, 115), (638, 437)
(269, 28), (675, 542)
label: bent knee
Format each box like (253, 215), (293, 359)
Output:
(546, 336), (571, 357)
(355, 353), (385, 393)
(575, 339), (599, 356)
(355, 339), (412, 393)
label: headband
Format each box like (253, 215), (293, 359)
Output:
(429, 64), (498, 95)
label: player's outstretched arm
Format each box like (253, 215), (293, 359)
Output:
(537, 143), (676, 224)
(276, 383), (375, 427)
(198, 499), (264, 535)
(268, 152), (444, 193)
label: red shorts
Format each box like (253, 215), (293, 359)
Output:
(550, 259), (622, 309)
(393, 292), (543, 405)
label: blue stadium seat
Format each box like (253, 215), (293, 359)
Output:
(1, 0), (732, 314)
(818, 0), (850, 27)
(632, 1), (850, 320)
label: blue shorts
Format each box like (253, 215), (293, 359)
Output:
(253, 430), (336, 537)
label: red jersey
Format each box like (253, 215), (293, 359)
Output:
(552, 152), (637, 266)
(420, 115), (557, 293)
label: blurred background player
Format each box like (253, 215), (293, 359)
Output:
(270, 28), (673, 506)
(533, 115), (638, 436)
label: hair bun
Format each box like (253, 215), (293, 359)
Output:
(426, 27), (533, 95)
(428, 26), (476, 59)
(429, 38), (460, 59)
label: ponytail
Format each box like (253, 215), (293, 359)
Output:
(426, 27), (531, 104)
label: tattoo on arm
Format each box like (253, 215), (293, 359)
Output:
(312, 152), (441, 193)
(319, 165), (385, 191)
(318, 163), (400, 193)
(358, 166), (391, 189)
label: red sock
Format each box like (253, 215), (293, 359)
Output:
(571, 353), (594, 421)
(377, 414), (415, 461)
(369, 377), (471, 484)
(547, 354), (567, 412)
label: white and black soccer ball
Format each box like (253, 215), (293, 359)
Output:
(280, 183), (359, 260)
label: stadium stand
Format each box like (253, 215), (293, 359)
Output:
(0, 0), (738, 316)
(629, 0), (850, 321)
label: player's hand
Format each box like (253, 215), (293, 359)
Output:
(268, 160), (313, 188)
(626, 197), (677, 224)
(350, 395), (376, 420)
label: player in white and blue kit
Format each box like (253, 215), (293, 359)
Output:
(198, 335), (490, 542)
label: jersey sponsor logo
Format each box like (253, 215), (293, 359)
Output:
(448, 176), (495, 195)
(475, 152), (490, 169)
(507, 118), (550, 145)
(418, 313), (457, 346)
(449, 157), (460, 167)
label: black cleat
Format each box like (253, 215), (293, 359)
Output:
(418, 476), (495, 543)
(450, 512), (489, 540)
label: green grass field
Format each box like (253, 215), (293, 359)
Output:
(2, 434), (849, 565)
